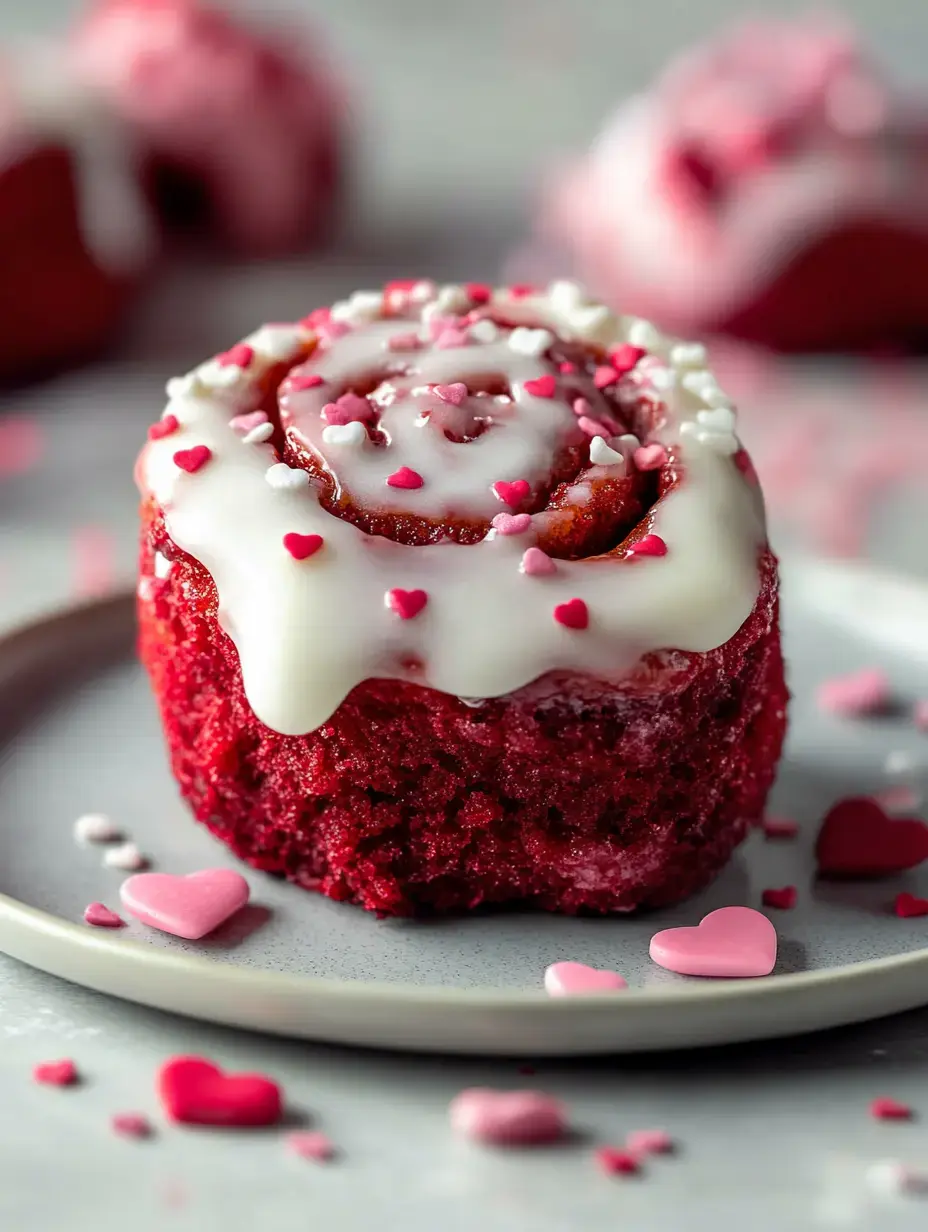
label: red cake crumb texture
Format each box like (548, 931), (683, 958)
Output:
(137, 281), (787, 917)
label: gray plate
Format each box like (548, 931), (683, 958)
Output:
(0, 557), (926, 1055)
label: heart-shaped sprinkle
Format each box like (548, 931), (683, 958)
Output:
(761, 885), (797, 910)
(111, 1113), (152, 1139)
(449, 1089), (566, 1146)
(870, 1097), (913, 1121)
(626, 1129), (674, 1155)
(559, 361), (577, 374)
(386, 466), (424, 490)
(576, 416), (612, 438)
(230, 410), (268, 435)
(492, 512), (531, 536)
(464, 282), (492, 304)
(84, 902), (125, 928)
(243, 422), (274, 445)
(595, 1147), (640, 1175)
(469, 319), (500, 344)
(385, 588), (428, 620)
(493, 479), (530, 507)
(266, 462), (311, 489)
(523, 375), (556, 398)
(762, 818), (799, 840)
(544, 961), (627, 996)
(650, 906), (777, 978)
(218, 343), (254, 369)
(287, 1131), (335, 1161)
(73, 812), (120, 843)
(283, 533), (324, 560)
(815, 797), (928, 877)
(817, 667), (890, 717)
(508, 327), (554, 357)
(387, 332), (423, 352)
(148, 414), (179, 441)
(435, 328), (469, 350)
(34, 1059), (78, 1086)
(289, 373), (324, 391)
(322, 393), (373, 425)
(697, 406), (737, 432)
(589, 436), (624, 466)
(520, 547), (556, 576)
(435, 382), (468, 405)
(103, 842), (148, 871)
(173, 446), (211, 474)
(554, 598), (589, 630)
(895, 892), (928, 918)
(509, 284), (537, 298)
(572, 397), (592, 417)
(626, 534), (668, 558)
(158, 1056), (282, 1127)
(322, 422), (367, 447)
(593, 365), (619, 390)
(120, 869), (250, 939)
(633, 443), (668, 471)
(609, 343), (647, 373)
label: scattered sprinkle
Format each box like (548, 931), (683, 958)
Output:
(817, 668), (891, 718)
(287, 1131), (335, 1162)
(322, 393), (373, 426)
(386, 588), (428, 620)
(508, 327), (554, 357)
(524, 375), (557, 399)
(815, 797), (928, 877)
(609, 344), (648, 374)
(173, 446), (212, 474)
(469, 320), (501, 344)
(148, 414), (179, 441)
(762, 818), (799, 840)
(595, 1147), (640, 1176)
(493, 479), (531, 507)
(559, 361), (577, 374)
(230, 410), (268, 436)
(593, 365), (619, 390)
(103, 842), (148, 872)
(626, 534), (668, 558)
(158, 1056), (282, 1127)
(387, 332), (423, 352)
(870, 1097), (913, 1122)
(243, 422), (273, 445)
(283, 533), (324, 561)
(509, 284), (538, 299)
(895, 892), (928, 919)
(449, 1089), (566, 1145)
(73, 813), (121, 844)
(266, 463), (311, 489)
(544, 961), (627, 995)
(553, 598), (589, 630)
(386, 466), (425, 490)
(762, 885), (797, 910)
(464, 282), (492, 305)
(322, 423), (367, 448)
(492, 513), (532, 536)
(626, 1129), (674, 1156)
(33, 1060), (78, 1087)
(112, 1113), (152, 1140)
(650, 906), (777, 978)
(633, 443), (668, 471)
(521, 547), (556, 576)
(84, 902), (125, 928)
(435, 382), (468, 405)
(218, 343), (254, 369)
(577, 416), (614, 438)
(289, 373), (325, 391)
(589, 437), (624, 466)
(434, 328), (470, 350)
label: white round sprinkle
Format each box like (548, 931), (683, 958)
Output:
(265, 463), (311, 490)
(242, 422), (274, 445)
(589, 436), (625, 466)
(670, 343), (708, 369)
(322, 422), (368, 447)
(508, 327), (555, 357)
(469, 320), (501, 344)
(103, 842), (148, 871)
(74, 813), (121, 844)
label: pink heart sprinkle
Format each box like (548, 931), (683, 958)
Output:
(520, 547), (556, 576)
(626, 534), (667, 558)
(230, 410), (269, 436)
(593, 365), (619, 390)
(649, 906), (777, 978)
(322, 393), (373, 426)
(577, 416), (613, 438)
(387, 332), (423, 352)
(449, 1089), (566, 1146)
(870, 1097), (913, 1121)
(554, 598), (589, 630)
(596, 1147), (640, 1175)
(84, 902), (125, 928)
(544, 962), (627, 996)
(435, 382), (468, 406)
(34, 1059), (78, 1086)
(435, 328), (470, 350)
(492, 513), (531, 536)
(386, 466), (425, 490)
(524, 375), (556, 398)
(572, 397), (592, 417)
(173, 445), (212, 474)
(218, 343), (254, 369)
(626, 1129), (674, 1156)
(493, 479), (531, 507)
(633, 444), (667, 471)
(386, 588), (428, 620)
(289, 373), (324, 391)
(559, 361), (577, 374)
(119, 869), (250, 940)
(817, 667), (890, 717)
(282, 533), (324, 560)
(609, 343), (647, 373)
(287, 1131), (335, 1161)
(112, 1113), (152, 1139)
(148, 414), (179, 441)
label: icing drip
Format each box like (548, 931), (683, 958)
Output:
(140, 285), (766, 736)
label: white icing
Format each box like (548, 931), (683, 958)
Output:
(141, 285), (766, 736)
(5, 43), (154, 273)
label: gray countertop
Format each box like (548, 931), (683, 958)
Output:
(3, 1), (928, 1228)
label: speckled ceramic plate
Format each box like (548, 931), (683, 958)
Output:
(0, 557), (926, 1056)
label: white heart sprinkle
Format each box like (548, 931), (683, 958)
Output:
(469, 320), (500, 344)
(322, 422), (368, 447)
(265, 463), (311, 490)
(697, 406), (737, 433)
(242, 422), (274, 445)
(670, 343), (708, 369)
(434, 284), (470, 314)
(247, 324), (307, 360)
(626, 318), (663, 351)
(410, 280), (437, 304)
(570, 304), (612, 335)
(103, 842), (148, 871)
(331, 291), (383, 326)
(74, 813), (121, 844)
(165, 373), (202, 400)
(644, 366), (677, 392)
(547, 280), (584, 311)
(589, 436), (625, 466)
(508, 327), (555, 357)
(681, 422), (739, 455)
(197, 361), (249, 392)
(153, 552), (172, 579)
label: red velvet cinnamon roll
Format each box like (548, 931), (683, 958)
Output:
(137, 280), (787, 916)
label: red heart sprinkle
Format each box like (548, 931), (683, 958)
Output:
(815, 797), (928, 877)
(465, 282), (492, 304)
(595, 1147), (640, 1176)
(609, 344), (648, 373)
(218, 343), (254, 369)
(386, 466), (425, 490)
(158, 1056), (282, 1127)
(559, 361), (577, 374)
(524, 375), (556, 398)
(762, 818), (799, 840)
(895, 892), (928, 918)
(554, 598), (589, 630)
(492, 479), (531, 507)
(148, 415), (179, 441)
(83, 902), (125, 928)
(289, 373), (324, 391)
(282, 533), (324, 560)
(34, 1059), (78, 1086)
(761, 886), (797, 910)
(509, 284), (537, 298)
(386, 588), (428, 620)
(626, 534), (668, 558)
(593, 365), (619, 390)
(173, 446), (212, 474)
(870, 1097), (913, 1121)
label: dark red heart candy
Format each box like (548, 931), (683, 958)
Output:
(158, 1056), (282, 1127)
(815, 797), (928, 878)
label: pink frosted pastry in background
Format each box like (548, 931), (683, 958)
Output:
(72, 0), (343, 256)
(545, 15), (928, 352)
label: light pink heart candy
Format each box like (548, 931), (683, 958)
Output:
(230, 411), (268, 436)
(119, 869), (250, 939)
(520, 547), (556, 577)
(492, 512), (532, 536)
(649, 906), (777, 978)
(449, 1089), (566, 1146)
(633, 443), (667, 471)
(544, 961), (628, 996)
(435, 382), (467, 405)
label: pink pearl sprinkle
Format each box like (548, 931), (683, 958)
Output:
(322, 393), (374, 425)
(593, 365), (619, 390)
(387, 332), (423, 352)
(289, 373), (325, 391)
(626, 534), (667, 558)
(386, 467), (425, 490)
(492, 513), (532, 536)
(218, 343), (254, 369)
(521, 547), (556, 576)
